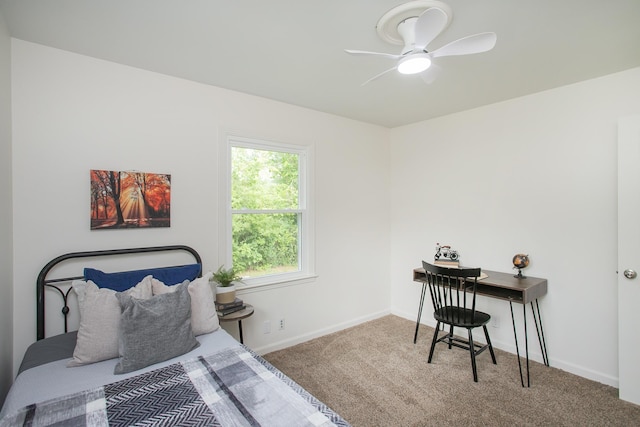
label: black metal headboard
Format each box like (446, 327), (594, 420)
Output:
(36, 245), (202, 340)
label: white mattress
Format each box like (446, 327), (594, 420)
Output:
(0, 328), (240, 420)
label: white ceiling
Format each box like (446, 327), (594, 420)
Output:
(1, 0), (639, 128)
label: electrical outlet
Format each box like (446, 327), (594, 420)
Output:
(491, 316), (500, 328)
(263, 320), (271, 334)
(278, 318), (285, 330)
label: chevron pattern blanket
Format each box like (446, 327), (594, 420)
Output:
(2, 346), (350, 426)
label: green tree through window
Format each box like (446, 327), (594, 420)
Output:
(230, 143), (306, 280)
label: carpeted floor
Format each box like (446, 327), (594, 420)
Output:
(263, 315), (640, 427)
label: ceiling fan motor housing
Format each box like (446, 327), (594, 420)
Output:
(397, 17), (419, 54)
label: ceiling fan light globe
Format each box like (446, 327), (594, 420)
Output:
(397, 54), (431, 74)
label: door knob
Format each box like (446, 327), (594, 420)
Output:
(624, 269), (637, 279)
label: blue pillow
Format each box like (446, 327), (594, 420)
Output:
(84, 264), (201, 292)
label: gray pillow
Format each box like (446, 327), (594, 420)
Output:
(114, 281), (200, 374)
(151, 272), (219, 336)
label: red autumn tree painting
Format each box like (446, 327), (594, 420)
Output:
(90, 170), (171, 229)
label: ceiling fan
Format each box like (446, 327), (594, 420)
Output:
(345, 1), (497, 85)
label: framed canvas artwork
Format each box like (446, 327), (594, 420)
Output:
(90, 170), (171, 229)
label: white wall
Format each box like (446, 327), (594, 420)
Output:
(389, 67), (640, 386)
(10, 39), (391, 375)
(0, 10), (13, 405)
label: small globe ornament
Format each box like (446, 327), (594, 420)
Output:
(513, 254), (529, 278)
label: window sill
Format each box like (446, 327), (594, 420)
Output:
(234, 273), (318, 294)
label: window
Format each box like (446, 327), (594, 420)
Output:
(222, 135), (314, 287)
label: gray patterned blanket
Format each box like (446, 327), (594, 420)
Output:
(2, 346), (350, 426)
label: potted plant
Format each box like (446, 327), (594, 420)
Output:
(210, 265), (242, 304)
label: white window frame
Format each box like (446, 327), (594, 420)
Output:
(219, 134), (315, 289)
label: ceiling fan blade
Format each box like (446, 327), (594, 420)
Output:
(430, 32), (497, 58)
(414, 7), (449, 50)
(361, 66), (397, 86)
(344, 49), (401, 60)
(420, 65), (440, 84)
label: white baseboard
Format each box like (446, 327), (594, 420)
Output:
(252, 309), (391, 356)
(390, 308), (619, 388)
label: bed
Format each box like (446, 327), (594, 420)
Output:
(0, 245), (350, 426)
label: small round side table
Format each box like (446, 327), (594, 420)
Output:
(218, 304), (254, 344)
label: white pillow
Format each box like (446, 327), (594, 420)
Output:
(152, 271), (219, 335)
(67, 275), (153, 367)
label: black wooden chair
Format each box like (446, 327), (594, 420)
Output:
(422, 261), (497, 382)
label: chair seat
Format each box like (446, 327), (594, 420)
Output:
(434, 306), (491, 328)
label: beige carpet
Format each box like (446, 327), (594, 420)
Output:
(263, 315), (640, 427)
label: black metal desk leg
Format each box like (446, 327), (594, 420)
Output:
(414, 283), (427, 344)
(238, 320), (244, 344)
(531, 299), (550, 367)
(509, 299), (525, 387)
(524, 303), (530, 387)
